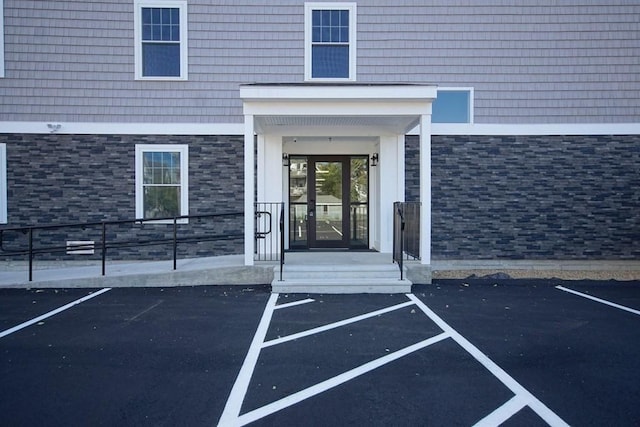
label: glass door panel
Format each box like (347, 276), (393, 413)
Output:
(350, 157), (368, 247)
(313, 161), (344, 244)
(288, 155), (369, 249)
(289, 157), (308, 248)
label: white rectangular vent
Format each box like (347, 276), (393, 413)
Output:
(66, 240), (95, 255)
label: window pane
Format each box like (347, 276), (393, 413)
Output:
(321, 10), (331, 26)
(341, 10), (349, 27)
(142, 8), (179, 41)
(350, 157), (368, 203)
(142, 43), (180, 77)
(144, 186), (181, 219)
(312, 9), (349, 43)
(432, 91), (471, 123)
(161, 8), (171, 25)
(312, 26), (321, 43)
(142, 8), (152, 25)
(331, 10), (340, 26)
(350, 204), (368, 246)
(312, 45), (349, 78)
(143, 151), (182, 184)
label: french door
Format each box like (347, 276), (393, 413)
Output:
(289, 155), (368, 249)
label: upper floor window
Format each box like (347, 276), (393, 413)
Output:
(134, 0), (188, 80)
(305, 3), (356, 81)
(432, 88), (474, 123)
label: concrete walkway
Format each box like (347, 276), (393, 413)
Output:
(0, 254), (638, 288)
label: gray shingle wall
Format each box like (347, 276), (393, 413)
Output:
(1, 1), (638, 123)
(406, 134), (640, 259)
(0, 133), (245, 259)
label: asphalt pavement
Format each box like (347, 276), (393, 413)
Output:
(1, 280), (640, 426)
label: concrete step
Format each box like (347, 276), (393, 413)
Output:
(272, 278), (412, 294)
(271, 264), (411, 294)
(281, 267), (401, 280)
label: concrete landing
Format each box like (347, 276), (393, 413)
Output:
(271, 252), (414, 294)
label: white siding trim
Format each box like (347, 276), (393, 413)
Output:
(0, 0), (5, 78)
(304, 2), (357, 82)
(0, 122), (244, 135)
(427, 123), (640, 136)
(1, 122), (639, 137)
(0, 144), (6, 223)
(134, 0), (188, 81)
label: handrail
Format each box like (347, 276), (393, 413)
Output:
(0, 212), (244, 281)
(279, 202), (285, 281)
(392, 201), (421, 280)
(393, 202), (405, 280)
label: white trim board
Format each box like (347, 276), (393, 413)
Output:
(0, 122), (244, 135)
(428, 123), (640, 136)
(1, 122), (639, 136)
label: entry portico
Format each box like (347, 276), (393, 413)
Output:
(240, 84), (437, 269)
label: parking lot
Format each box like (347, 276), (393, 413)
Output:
(2, 280), (640, 426)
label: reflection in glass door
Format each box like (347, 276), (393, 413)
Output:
(289, 155), (369, 250)
(311, 159), (345, 247)
(289, 157), (308, 249)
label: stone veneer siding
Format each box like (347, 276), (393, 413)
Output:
(0, 134), (245, 260)
(406, 134), (640, 260)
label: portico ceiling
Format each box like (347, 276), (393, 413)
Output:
(240, 83), (438, 135)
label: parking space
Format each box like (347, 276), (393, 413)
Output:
(1, 281), (639, 426)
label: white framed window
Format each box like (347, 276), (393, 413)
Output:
(135, 144), (188, 222)
(0, 0), (5, 78)
(134, 0), (188, 80)
(305, 2), (357, 81)
(433, 88), (474, 123)
(0, 144), (7, 223)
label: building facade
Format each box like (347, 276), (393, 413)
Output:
(0, 1), (639, 265)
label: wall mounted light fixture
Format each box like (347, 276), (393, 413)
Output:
(282, 153), (290, 167)
(371, 153), (379, 167)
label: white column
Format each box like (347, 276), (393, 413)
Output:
(419, 115), (431, 265)
(244, 115), (255, 266)
(378, 135), (399, 253)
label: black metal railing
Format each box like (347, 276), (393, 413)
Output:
(393, 201), (421, 279)
(0, 212), (244, 282)
(254, 202), (285, 280)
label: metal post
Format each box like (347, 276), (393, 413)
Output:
(101, 222), (107, 276)
(28, 228), (33, 282)
(399, 207), (405, 281)
(173, 217), (178, 270)
(279, 202), (285, 281)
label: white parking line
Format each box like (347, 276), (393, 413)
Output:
(220, 293), (570, 427)
(556, 285), (640, 316)
(407, 294), (569, 427)
(236, 332), (449, 426)
(218, 293), (279, 427)
(274, 298), (315, 310)
(262, 300), (414, 348)
(0, 288), (112, 339)
(473, 395), (528, 427)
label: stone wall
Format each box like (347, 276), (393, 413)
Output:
(406, 134), (640, 260)
(0, 134), (245, 260)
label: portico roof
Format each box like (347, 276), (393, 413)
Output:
(239, 83), (437, 135)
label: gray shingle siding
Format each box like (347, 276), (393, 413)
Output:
(1, 1), (638, 124)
